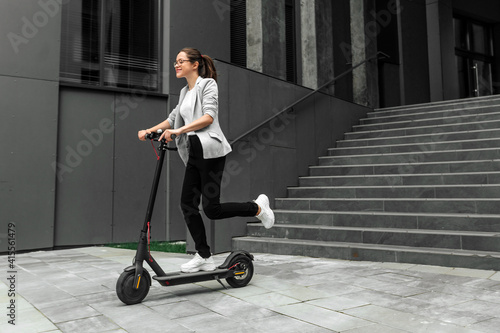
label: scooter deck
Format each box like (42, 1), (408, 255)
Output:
(152, 268), (234, 286)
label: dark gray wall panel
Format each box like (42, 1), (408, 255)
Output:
(0, 0), (61, 81)
(0, 76), (58, 252)
(313, 93), (335, 158)
(168, 0), (231, 94)
(270, 145), (299, 197)
(55, 89), (114, 246)
(225, 65), (252, 139)
(294, 93), (318, 176)
(55, 88), (174, 246)
(0, 0), (61, 252)
(242, 71), (272, 131)
(112, 94), (169, 243)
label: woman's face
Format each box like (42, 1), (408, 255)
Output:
(175, 52), (198, 79)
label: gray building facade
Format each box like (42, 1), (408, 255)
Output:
(2, 0), (500, 253)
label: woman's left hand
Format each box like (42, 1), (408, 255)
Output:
(160, 128), (182, 142)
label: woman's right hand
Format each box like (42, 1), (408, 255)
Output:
(138, 129), (151, 141)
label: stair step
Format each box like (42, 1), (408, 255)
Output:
(346, 119), (500, 140)
(353, 111), (500, 132)
(233, 236), (500, 270)
(239, 96), (500, 270)
(246, 223), (500, 252)
(330, 137), (500, 156)
(287, 184), (500, 199)
(273, 210), (500, 232)
(275, 197), (500, 214)
(299, 172), (500, 186)
(362, 104), (500, 125)
(309, 160), (500, 176)
(318, 148), (500, 166)
(372, 95), (500, 114)
(338, 128), (500, 148)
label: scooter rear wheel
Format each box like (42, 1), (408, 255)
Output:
(225, 255), (254, 288)
(116, 269), (151, 305)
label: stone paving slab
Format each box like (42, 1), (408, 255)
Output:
(1, 247), (500, 332)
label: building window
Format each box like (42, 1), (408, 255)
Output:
(285, 0), (296, 83)
(454, 15), (493, 97)
(230, 0), (247, 67)
(60, 0), (160, 91)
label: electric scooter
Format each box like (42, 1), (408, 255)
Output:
(116, 130), (254, 305)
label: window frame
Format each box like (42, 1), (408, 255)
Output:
(60, 0), (165, 95)
(453, 14), (494, 61)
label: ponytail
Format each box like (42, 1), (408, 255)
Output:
(180, 47), (218, 82)
(200, 55), (217, 82)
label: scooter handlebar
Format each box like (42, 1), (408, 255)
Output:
(146, 132), (177, 141)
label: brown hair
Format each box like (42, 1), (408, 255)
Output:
(180, 47), (217, 82)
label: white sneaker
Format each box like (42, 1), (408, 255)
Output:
(254, 194), (275, 229)
(180, 253), (216, 273)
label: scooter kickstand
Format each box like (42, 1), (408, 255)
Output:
(216, 277), (228, 290)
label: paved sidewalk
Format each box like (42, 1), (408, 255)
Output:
(2, 247), (500, 332)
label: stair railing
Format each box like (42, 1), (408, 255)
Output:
(229, 51), (389, 145)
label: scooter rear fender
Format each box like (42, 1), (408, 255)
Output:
(218, 250), (254, 269)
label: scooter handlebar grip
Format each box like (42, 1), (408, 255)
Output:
(160, 134), (177, 142)
(145, 132), (177, 141)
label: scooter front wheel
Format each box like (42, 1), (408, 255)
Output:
(225, 254), (254, 288)
(116, 269), (151, 305)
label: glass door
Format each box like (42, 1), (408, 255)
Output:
(454, 16), (494, 98)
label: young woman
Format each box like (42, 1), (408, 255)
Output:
(138, 47), (274, 273)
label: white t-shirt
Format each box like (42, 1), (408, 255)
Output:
(179, 89), (196, 136)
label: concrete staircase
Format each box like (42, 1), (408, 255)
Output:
(234, 95), (500, 270)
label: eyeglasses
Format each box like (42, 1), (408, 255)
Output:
(173, 59), (191, 67)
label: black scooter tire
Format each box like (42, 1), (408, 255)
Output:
(225, 255), (254, 288)
(116, 269), (151, 305)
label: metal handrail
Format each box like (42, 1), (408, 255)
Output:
(229, 51), (389, 145)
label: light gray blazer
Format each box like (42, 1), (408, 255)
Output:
(167, 76), (232, 165)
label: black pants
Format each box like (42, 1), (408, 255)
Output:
(180, 135), (258, 258)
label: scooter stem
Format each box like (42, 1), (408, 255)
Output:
(142, 140), (168, 232)
(133, 140), (170, 289)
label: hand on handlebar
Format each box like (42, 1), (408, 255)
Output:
(138, 129), (152, 141)
(159, 129), (180, 142)
(140, 129), (179, 151)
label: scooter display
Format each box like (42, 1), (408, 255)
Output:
(116, 130), (254, 305)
